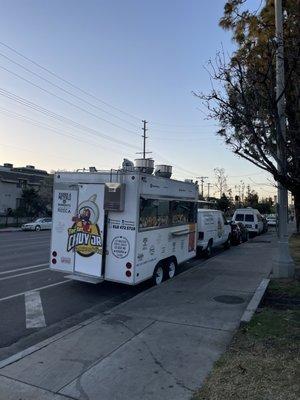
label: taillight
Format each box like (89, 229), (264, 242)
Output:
(52, 258), (57, 264)
(126, 270), (132, 277)
(52, 251), (57, 257)
(198, 232), (204, 240)
(126, 262), (132, 269)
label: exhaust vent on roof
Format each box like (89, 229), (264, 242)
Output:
(155, 164), (172, 178)
(26, 165), (35, 169)
(122, 158), (134, 171)
(134, 158), (154, 174)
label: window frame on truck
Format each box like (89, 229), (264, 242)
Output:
(138, 196), (197, 232)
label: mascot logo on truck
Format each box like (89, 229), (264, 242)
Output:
(67, 194), (102, 257)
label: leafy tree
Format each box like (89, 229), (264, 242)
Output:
(256, 198), (274, 215)
(38, 175), (53, 214)
(244, 190), (259, 208)
(16, 187), (49, 217)
(217, 193), (232, 212)
(194, 0), (300, 230)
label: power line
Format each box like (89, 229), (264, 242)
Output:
(0, 50), (139, 129)
(0, 40), (142, 122)
(0, 107), (126, 154)
(0, 107), (132, 157)
(150, 121), (218, 128)
(149, 136), (219, 141)
(0, 41), (222, 133)
(0, 88), (140, 151)
(0, 64), (140, 136)
(0, 88), (202, 178)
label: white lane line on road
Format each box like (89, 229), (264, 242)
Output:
(0, 279), (70, 302)
(25, 291), (46, 329)
(0, 268), (49, 281)
(0, 242), (50, 249)
(0, 263), (48, 275)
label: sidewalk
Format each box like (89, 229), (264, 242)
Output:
(0, 232), (276, 400)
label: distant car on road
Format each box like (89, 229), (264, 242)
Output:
(266, 215), (277, 227)
(230, 222), (249, 245)
(21, 218), (52, 231)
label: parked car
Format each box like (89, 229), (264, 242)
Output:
(262, 216), (269, 233)
(266, 214), (277, 227)
(21, 218), (52, 231)
(197, 209), (231, 257)
(232, 207), (264, 236)
(230, 222), (249, 245)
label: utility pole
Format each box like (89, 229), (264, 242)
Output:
(142, 120), (147, 159)
(136, 120), (152, 159)
(274, 0), (294, 277)
(197, 176), (208, 198)
(207, 182), (212, 200)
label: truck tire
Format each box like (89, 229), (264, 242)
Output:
(152, 264), (164, 286)
(204, 241), (213, 258)
(165, 259), (176, 280)
(224, 236), (231, 250)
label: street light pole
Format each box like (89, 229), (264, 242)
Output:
(273, 0), (294, 277)
(197, 176), (208, 198)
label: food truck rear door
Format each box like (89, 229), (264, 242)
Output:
(73, 183), (106, 277)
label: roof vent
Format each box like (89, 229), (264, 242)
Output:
(122, 158), (134, 171)
(26, 165), (35, 169)
(134, 158), (154, 174)
(155, 164), (172, 178)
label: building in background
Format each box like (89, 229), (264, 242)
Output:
(0, 163), (51, 215)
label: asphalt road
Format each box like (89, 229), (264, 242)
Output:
(0, 230), (209, 362)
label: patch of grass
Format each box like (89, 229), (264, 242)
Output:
(268, 279), (300, 298)
(244, 308), (300, 340)
(192, 308), (300, 400)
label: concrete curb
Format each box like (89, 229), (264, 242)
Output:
(0, 228), (22, 233)
(240, 278), (270, 323)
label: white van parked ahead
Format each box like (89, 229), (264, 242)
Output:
(232, 208), (264, 236)
(197, 209), (231, 257)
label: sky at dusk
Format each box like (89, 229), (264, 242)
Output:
(0, 0), (276, 199)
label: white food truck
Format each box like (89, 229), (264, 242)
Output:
(50, 159), (198, 285)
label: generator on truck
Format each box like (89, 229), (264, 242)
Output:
(50, 159), (198, 285)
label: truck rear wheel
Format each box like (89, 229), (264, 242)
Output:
(166, 260), (176, 279)
(152, 264), (164, 286)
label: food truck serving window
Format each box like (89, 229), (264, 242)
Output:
(139, 198), (170, 229)
(171, 201), (196, 225)
(139, 198), (197, 231)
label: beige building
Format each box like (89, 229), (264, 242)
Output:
(0, 163), (50, 215)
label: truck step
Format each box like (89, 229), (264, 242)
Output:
(64, 274), (104, 284)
